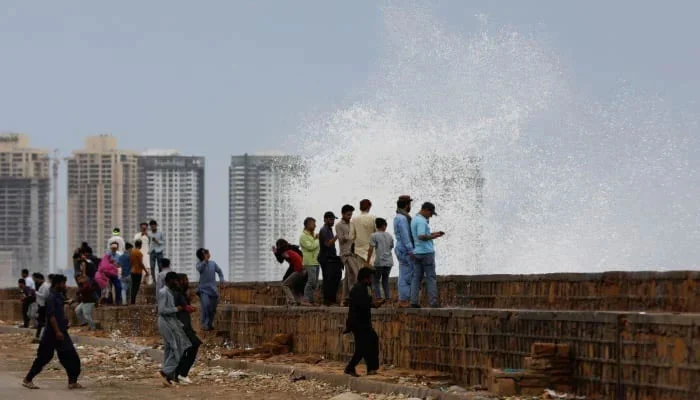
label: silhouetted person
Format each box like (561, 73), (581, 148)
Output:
(319, 211), (342, 305)
(344, 267), (379, 377)
(174, 273), (200, 384)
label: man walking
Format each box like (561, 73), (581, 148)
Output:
(134, 222), (151, 283)
(149, 220), (165, 281)
(196, 248), (224, 331)
(344, 267), (380, 377)
(156, 258), (173, 294)
(318, 211), (342, 306)
(33, 273), (50, 340)
(352, 199), (376, 265)
(337, 204), (364, 306)
(23, 274), (83, 390)
(157, 271), (192, 386)
(174, 273), (200, 384)
(409, 202), (444, 308)
(129, 239), (149, 304)
(393, 195), (414, 307)
(299, 217), (320, 305)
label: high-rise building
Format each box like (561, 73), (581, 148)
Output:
(229, 154), (304, 282)
(0, 133), (50, 287)
(66, 135), (138, 265)
(138, 150), (205, 280)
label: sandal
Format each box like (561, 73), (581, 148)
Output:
(68, 382), (84, 389)
(22, 380), (39, 389)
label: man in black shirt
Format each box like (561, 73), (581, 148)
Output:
(319, 211), (342, 306)
(344, 267), (380, 377)
(174, 274), (200, 384)
(23, 274), (83, 390)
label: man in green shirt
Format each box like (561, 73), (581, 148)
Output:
(299, 217), (320, 305)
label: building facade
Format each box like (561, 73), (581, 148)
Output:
(66, 135), (138, 265)
(0, 134), (51, 287)
(229, 154), (303, 282)
(138, 151), (205, 280)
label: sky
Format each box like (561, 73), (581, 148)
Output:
(1, 1), (699, 276)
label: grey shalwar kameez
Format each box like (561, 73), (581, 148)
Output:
(157, 286), (191, 379)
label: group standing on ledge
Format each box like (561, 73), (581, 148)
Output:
(274, 195), (444, 377)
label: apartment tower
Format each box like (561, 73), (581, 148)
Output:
(66, 135), (138, 264)
(0, 134), (50, 287)
(228, 154), (303, 282)
(138, 151), (205, 280)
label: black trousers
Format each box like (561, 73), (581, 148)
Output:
(177, 329), (201, 377)
(130, 273), (143, 304)
(321, 258), (343, 305)
(35, 306), (46, 338)
(25, 332), (81, 384)
(346, 328), (379, 372)
(22, 299), (34, 328)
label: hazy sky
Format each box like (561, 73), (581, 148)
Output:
(1, 1), (698, 275)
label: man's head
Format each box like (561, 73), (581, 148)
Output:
(275, 239), (289, 253)
(303, 217), (316, 233)
(397, 195), (413, 212)
(134, 239), (142, 249)
(164, 271), (179, 289)
(109, 241), (119, 253)
(323, 211), (338, 226)
(359, 199), (372, 212)
(196, 248), (206, 262)
(160, 258), (171, 272)
(125, 242), (133, 251)
(358, 267), (373, 285)
(18, 278), (26, 289)
(32, 273), (45, 286)
(21, 269), (29, 278)
(149, 220), (158, 231)
(419, 202), (437, 218)
(112, 227), (121, 237)
(140, 222), (148, 233)
(375, 218), (388, 231)
(50, 274), (67, 291)
(341, 204), (355, 222)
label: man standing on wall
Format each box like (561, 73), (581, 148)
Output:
(409, 202), (444, 308)
(196, 248), (225, 331)
(318, 211), (342, 306)
(299, 217), (320, 305)
(129, 239), (148, 304)
(352, 199), (377, 265)
(393, 195), (414, 308)
(134, 222), (151, 284)
(107, 227), (125, 254)
(149, 220), (165, 281)
(21, 269), (35, 290)
(337, 204), (365, 306)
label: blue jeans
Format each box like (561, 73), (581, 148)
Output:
(397, 253), (414, 302)
(150, 252), (164, 279)
(199, 292), (218, 330)
(109, 276), (123, 305)
(410, 252), (438, 307)
(303, 266), (320, 303)
(120, 275), (131, 304)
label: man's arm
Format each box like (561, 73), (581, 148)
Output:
(337, 224), (351, 244)
(46, 298), (64, 340)
(196, 261), (205, 273)
(157, 292), (180, 316)
(215, 262), (225, 282)
(396, 218), (414, 254)
(299, 233), (320, 251)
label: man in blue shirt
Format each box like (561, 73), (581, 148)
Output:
(118, 242), (133, 305)
(23, 274), (83, 390)
(409, 202), (444, 308)
(393, 195), (414, 308)
(196, 248), (225, 331)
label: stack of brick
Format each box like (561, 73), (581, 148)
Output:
(488, 342), (574, 396)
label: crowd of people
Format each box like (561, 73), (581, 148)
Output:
(274, 195), (444, 376)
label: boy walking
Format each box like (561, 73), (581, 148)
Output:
(367, 218), (394, 301)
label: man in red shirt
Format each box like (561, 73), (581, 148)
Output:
(273, 239), (307, 306)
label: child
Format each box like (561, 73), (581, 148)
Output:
(367, 218), (395, 301)
(75, 275), (97, 330)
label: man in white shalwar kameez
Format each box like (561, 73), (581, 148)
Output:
(157, 271), (191, 386)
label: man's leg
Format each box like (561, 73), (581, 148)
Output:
(371, 268), (382, 299)
(199, 294), (211, 328)
(409, 255), (426, 306)
(320, 263), (330, 304)
(209, 295), (219, 329)
(178, 341), (200, 377)
(75, 304), (85, 325)
(162, 344), (178, 379)
(149, 252), (157, 282)
(424, 253), (439, 307)
(345, 330), (365, 374)
(130, 274), (142, 304)
(332, 261), (343, 304)
(25, 336), (56, 383)
(282, 272), (301, 305)
(56, 333), (81, 384)
(82, 303), (96, 330)
(111, 277), (122, 305)
(341, 256), (350, 303)
(22, 300), (31, 328)
(380, 267), (391, 300)
(303, 266), (319, 303)
(397, 254), (413, 303)
(121, 276), (130, 306)
(366, 329), (380, 372)
(35, 306), (46, 338)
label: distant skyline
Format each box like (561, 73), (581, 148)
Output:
(2, 1), (699, 276)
